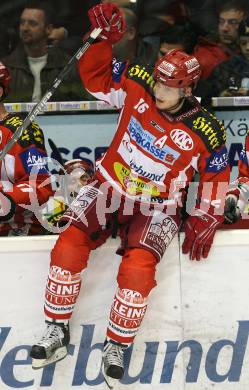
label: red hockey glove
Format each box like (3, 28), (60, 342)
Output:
(88, 3), (126, 44)
(0, 192), (15, 221)
(182, 209), (223, 261)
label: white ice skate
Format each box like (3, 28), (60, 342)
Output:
(30, 322), (70, 369)
(102, 340), (126, 389)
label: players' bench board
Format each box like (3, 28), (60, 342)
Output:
(0, 230), (248, 389)
(4, 99), (249, 181)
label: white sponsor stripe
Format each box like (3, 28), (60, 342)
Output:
(108, 320), (140, 335)
(44, 303), (76, 313)
(117, 132), (170, 183)
(86, 88), (127, 109)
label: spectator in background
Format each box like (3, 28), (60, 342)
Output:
(218, 1), (246, 48)
(113, 7), (156, 66)
(52, 0), (133, 48)
(0, 0), (90, 58)
(2, 0), (73, 52)
(49, 0), (100, 56)
(136, 0), (189, 34)
(194, 0), (247, 79)
(157, 23), (209, 101)
(112, 7), (138, 63)
(2, 0), (88, 103)
(184, 0), (219, 36)
(0, 62), (52, 236)
(158, 23), (197, 57)
(135, 0), (189, 64)
(203, 18), (249, 99)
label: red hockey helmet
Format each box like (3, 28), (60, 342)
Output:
(63, 159), (94, 177)
(153, 49), (201, 88)
(0, 62), (11, 95)
(60, 159), (95, 196)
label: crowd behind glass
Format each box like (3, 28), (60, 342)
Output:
(1, 0), (249, 104)
(0, 0), (248, 237)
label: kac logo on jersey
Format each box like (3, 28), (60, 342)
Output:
(128, 116), (180, 164)
(112, 58), (126, 83)
(205, 146), (228, 173)
(20, 147), (48, 174)
(170, 129), (193, 151)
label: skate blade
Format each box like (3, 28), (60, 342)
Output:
(102, 367), (119, 389)
(32, 346), (67, 369)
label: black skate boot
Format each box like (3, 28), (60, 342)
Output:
(30, 322), (70, 369)
(102, 339), (127, 389)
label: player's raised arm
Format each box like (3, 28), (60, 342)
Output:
(78, 3), (128, 108)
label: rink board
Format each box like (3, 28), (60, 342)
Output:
(4, 102), (247, 181)
(0, 231), (248, 389)
(33, 109), (249, 181)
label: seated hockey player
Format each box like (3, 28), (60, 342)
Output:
(0, 62), (52, 236)
(224, 130), (249, 223)
(46, 158), (95, 226)
(30, 3), (230, 388)
(45, 155), (115, 244)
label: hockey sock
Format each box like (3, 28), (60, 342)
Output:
(44, 265), (82, 321)
(107, 288), (148, 345)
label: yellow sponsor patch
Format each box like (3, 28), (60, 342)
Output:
(114, 162), (160, 196)
(127, 64), (155, 89)
(5, 116), (23, 127)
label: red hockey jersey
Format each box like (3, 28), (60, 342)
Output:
(0, 113), (52, 235)
(78, 41), (230, 210)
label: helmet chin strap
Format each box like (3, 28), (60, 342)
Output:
(166, 96), (185, 114)
(165, 87), (190, 113)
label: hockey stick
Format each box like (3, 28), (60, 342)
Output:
(0, 27), (102, 161)
(48, 138), (64, 166)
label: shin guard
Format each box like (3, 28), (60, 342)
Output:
(107, 288), (148, 345)
(44, 266), (82, 321)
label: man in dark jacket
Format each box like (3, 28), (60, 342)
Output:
(2, 0), (89, 103)
(194, 0), (247, 79)
(205, 17), (249, 99)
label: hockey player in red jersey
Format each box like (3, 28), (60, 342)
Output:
(224, 131), (249, 223)
(46, 158), (95, 225)
(0, 62), (52, 235)
(30, 3), (230, 386)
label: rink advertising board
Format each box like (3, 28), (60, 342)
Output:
(33, 109), (248, 181)
(1, 322), (249, 388)
(215, 109), (249, 180)
(0, 232), (249, 389)
(4, 102), (248, 181)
